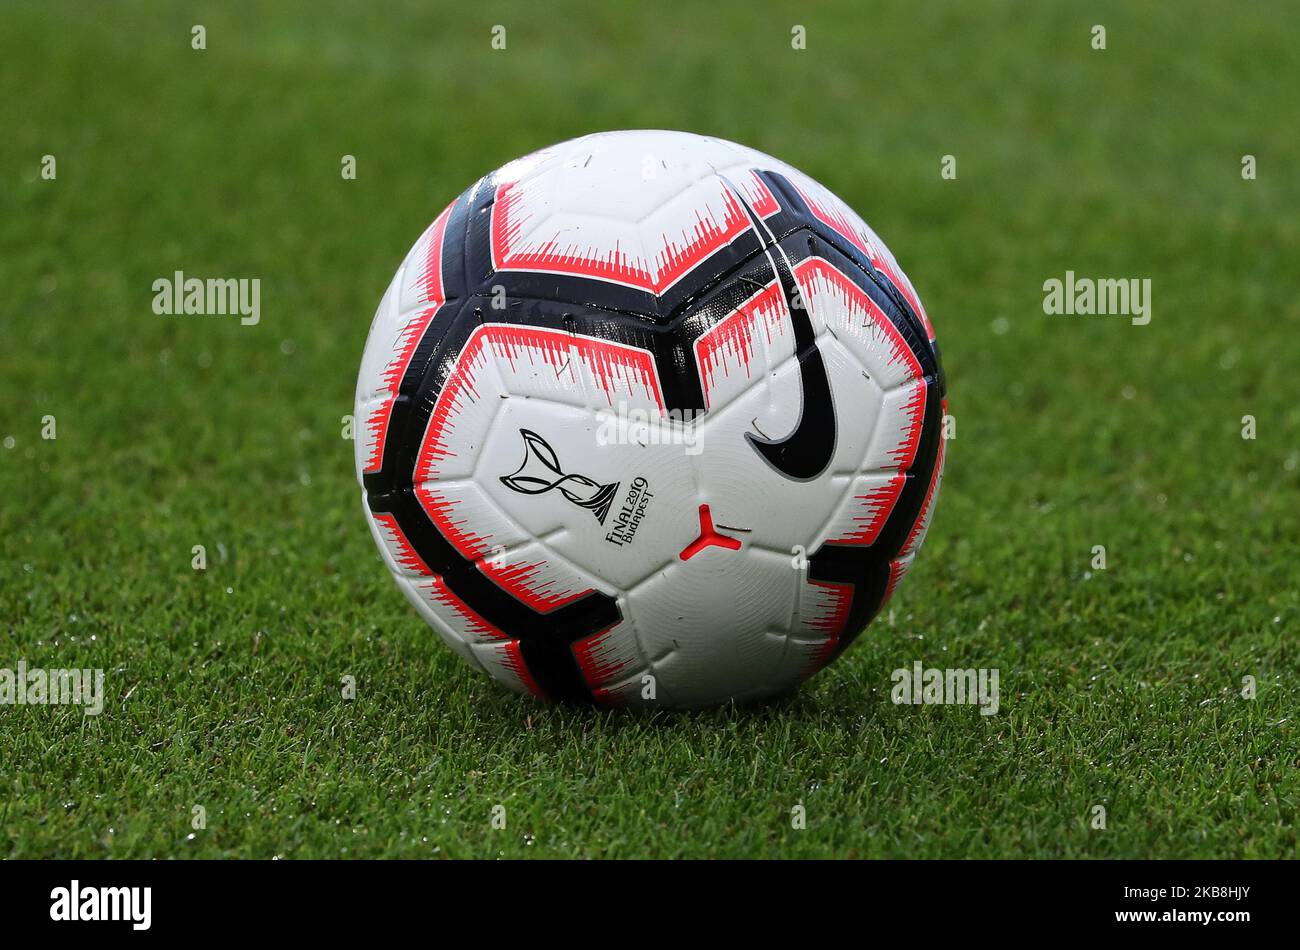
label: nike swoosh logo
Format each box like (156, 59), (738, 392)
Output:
(723, 175), (836, 481)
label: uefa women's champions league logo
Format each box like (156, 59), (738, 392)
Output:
(499, 429), (620, 524)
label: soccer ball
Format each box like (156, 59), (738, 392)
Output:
(354, 130), (945, 708)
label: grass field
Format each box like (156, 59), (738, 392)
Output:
(1, 0), (1297, 859)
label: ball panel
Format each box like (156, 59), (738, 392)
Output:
(413, 480), (530, 563)
(692, 276), (792, 411)
(794, 256), (924, 392)
(898, 425), (946, 559)
(570, 621), (650, 703)
(475, 539), (601, 614)
(487, 134), (778, 298)
(623, 544), (804, 707)
(863, 380), (927, 474)
(820, 473), (908, 548)
(354, 264), (406, 479)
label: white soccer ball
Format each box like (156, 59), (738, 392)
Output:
(355, 130), (945, 708)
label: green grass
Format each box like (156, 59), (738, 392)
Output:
(1, 0), (1297, 858)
